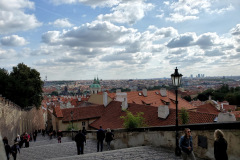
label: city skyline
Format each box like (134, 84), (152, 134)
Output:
(0, 0), (240, 80)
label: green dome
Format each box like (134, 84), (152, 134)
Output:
(90, 84), (101, 88)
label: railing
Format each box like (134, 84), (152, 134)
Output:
(63, 122), (240, 160)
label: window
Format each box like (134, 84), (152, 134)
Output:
(82, 121), (85, 126)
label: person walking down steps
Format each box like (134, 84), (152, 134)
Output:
(75, 130), (86, 155)
(97, 126), (105, 152)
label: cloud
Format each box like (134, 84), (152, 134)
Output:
(0, 0), (42, 34)
(50, 0), (119, 8)
(100, 52), (152, 64)
(163, 0), (234, 23)
(49, 18), (73, 28)
(204, 49), (225, 57)
(0, 48), (16, 60)
(230, 24), (240, 36)
(166, 32), (196, 48)
(97, 1), (154, 25)
(42, 20), (138, 47)
(1, 35), (28, 46)
(195, 32), (220, 49)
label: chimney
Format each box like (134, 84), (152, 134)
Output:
(142, 88), (147, 97)
(160, 88), (167, 97)
(116, 92), (128, 110)
(78, 97), (81, 102)
(158, 105), (169, 119)
(217, 112), (236, 122)
(209, 95), (212, 100)
(103, 92), (108, 107)
(122, 97), (128, 110)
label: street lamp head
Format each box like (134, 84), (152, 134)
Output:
(171, 67), (183, 87)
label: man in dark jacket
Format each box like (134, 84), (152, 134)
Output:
(97, 126), (105, 152)
(75, 130), (86, 155)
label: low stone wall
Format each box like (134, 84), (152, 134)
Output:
(0, 96), (45, 145)
(86, 122), (240, 160)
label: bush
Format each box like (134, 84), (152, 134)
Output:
(180, 108), (189, 124)
(120, 110), (147, 129)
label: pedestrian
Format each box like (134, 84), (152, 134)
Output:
(214, 129), (228, 160)
(14, 135), (21, 153)
(57, 130), (62, 143)
(11, 142), (18, 160)
(24, 132), (30, 148)
(3, 136), (8, 145)
(33, 131), (37, 142)
(3, 137), (11, 160)
(105, 128), (114, 150)
(97, 126), (105, 152)
(75, 130), (86, 155)
(179, 128), (196, 160)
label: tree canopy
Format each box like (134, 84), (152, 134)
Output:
(0, 63), (43, 109)
(196, 84), (240, 105)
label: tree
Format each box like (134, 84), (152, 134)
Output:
(6, 63), (44, 109)
(183, 95), (191, 102)
(120, 110), (147, 129)
(180, 108), (189, 124)
(0, 68), (9, 96)
(51, 91), (59, 96)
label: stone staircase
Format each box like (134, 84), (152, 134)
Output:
(16, 135), (184, 160)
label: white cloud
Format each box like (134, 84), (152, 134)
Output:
(0, 0), (42, 34)
(98, 1), (154, 25)
(0, 48), (16, 60)
(1, 35), (28, 46)
(231, 24), (240, 36)
(167, 32), (197, 48)
(50, 0), (119, 8)
(163, 0), (234, 23)
(49, 18), (73, 28)
(42, 20), (138, 47)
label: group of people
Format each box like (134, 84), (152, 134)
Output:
(179, 128), (228, 160)
(74, 126), (114, 155)
(3, 132), (31, 160)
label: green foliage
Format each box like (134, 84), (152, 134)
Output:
(196, 84), (240, 105)
(66, 123), (78, 131)
(51, 91), (59, 96)
(0, 68), (9, 96)
(183, 95), (192, 102)
(180, 108), (189, 124)
(120, 110), (147, 129)
(0, 63), (43, 109)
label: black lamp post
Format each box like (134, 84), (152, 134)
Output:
(70, 110), (74, 140)
(171, 67), (183, 156)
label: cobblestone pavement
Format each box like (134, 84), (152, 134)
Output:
(16, 135), (204, 160)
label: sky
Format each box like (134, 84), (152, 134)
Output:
(0, 0), (240, 80)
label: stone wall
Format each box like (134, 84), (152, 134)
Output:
(0, 96), (44, 145)
(86, 123), (240, 160)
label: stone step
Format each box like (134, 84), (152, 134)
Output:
(47, 146), (182, 160)
(17, 139), (109, 160)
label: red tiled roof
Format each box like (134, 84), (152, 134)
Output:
(222, 105), (236, 112)
(104, 90), (194, 110)
(61, 105), (105, 122)
(54, 106), (63, 118)
(89, 101), (217, 130)
(193, 103), (220, 115)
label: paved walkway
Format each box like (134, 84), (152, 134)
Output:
(15, 135), (203, 160)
